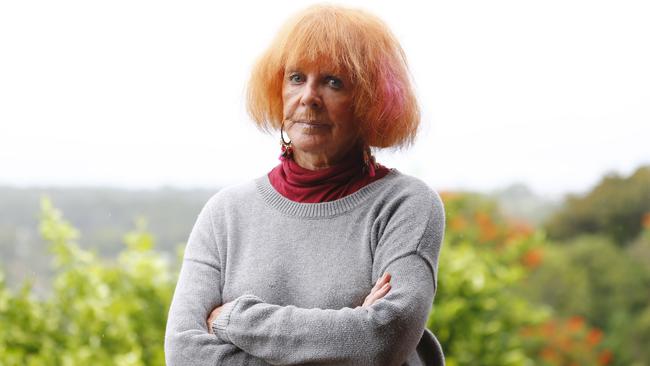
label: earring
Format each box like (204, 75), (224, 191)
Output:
(279, 121), (293, 160)
(362, 144), (377, 177)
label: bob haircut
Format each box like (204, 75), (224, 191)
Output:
(247, 4), (420, 148)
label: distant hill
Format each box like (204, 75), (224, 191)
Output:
(489, 183), (560, 226)
(0, 185), (219, 292)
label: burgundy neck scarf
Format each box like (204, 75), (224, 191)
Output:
(268, 149), (390, 203)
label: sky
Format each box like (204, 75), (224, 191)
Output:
(0, 0), (648, 199)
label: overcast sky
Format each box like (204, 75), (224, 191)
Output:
(1, 0), (648, 198)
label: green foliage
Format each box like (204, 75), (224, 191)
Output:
(429, 192), (550, 366)
(522, 232), (650, 365)
(0, 186), (212, 290)
(526, 236), (649, 328)
(545, 165), (650, 245)
(521, 316), (613, 366)
(0, 198), (176, 365)
(1, 189), (648, 365)
(429, 241), (547, 366)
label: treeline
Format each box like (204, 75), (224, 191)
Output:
(530, 165), (650, 364)
(545, 166), (650, 244)
(0, 165), (648, 364)
(0, 186), (215, 293)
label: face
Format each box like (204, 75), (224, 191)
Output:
(282, 63), (360, 164)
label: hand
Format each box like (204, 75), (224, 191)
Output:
(207, 302), (229, 334)
(362, 272), (391, 307)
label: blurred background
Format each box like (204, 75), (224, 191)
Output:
(0, 0), (648, 365)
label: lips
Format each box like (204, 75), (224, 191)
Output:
(293, 120), (331, 128)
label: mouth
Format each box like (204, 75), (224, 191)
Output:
(291, 120), (332, 132)
(292, 120), (329, 126)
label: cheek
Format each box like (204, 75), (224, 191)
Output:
(281, 88), (295, 115)
(330, 98), (356, 126)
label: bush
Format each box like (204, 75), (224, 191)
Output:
(430, 192), (549, 366)
(0, 198), (175, 365)
(521, 234), (650, 365)
(2, 194), (636, 365)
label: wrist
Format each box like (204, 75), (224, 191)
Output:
(212, 295), (263, 343)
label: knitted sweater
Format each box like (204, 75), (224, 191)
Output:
(164, 169), (446, 365)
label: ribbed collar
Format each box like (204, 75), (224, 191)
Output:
(267, 145), (391, 203)
(256, 169), (399, 218)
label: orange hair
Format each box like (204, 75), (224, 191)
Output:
(247, 4), (420, 148)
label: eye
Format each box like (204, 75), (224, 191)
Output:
(288, 73), (304, 84)
(326, 76), (344, 89)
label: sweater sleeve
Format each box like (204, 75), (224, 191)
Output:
(164, 197), (270, 366)
(213, 189), (446, 366)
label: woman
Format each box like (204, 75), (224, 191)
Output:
(165, 4), (445, 365)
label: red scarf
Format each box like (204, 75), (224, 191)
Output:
(268, 150), (390, 203)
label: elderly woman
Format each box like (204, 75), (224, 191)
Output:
(165, 4), (445, 366)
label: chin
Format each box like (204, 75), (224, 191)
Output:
(293, 144), (329, 155)
(292, 134), (330, 149)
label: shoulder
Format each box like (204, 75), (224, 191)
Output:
(202, 179), (259, 215)
(374, 170), (445, 219)
(373, 170), (446, 251)
(370, 171), (446, 277)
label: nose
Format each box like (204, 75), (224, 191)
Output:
(300, 82), (323, 110)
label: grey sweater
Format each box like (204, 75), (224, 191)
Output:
(164, 169), (446, 365)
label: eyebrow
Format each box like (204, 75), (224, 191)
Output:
(285, 69), (343, 78)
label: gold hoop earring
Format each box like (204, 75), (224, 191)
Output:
(280, 120), (293, 160)
(362, 144), (377, 177)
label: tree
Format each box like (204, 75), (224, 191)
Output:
(545, 166), (650, 245)
(430, 192), (549, 365)
(521, 234), (650, 364)
(0, 198), (176, 365)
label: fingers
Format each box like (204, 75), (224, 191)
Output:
(207, 310), (216, 334)
(375, 282), (391, 300)
(364, 282), (391, 307)
(362, 273), (392, 307)
(207, 304), (224, 334)
(371, 272), (391, 293)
